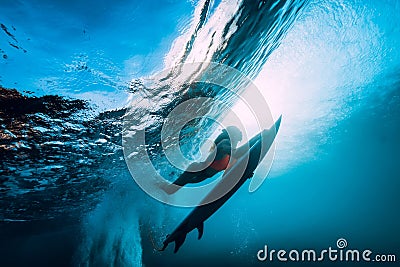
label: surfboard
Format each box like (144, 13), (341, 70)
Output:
(157, 115), (281, 253)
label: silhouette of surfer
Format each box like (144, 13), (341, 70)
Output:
(162, 126), (243, 194)
(156, 116), (282, 253)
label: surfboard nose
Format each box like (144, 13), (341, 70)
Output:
(274, 115), (282, 132)
(248, 115), (282, 193)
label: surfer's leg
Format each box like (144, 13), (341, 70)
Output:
(172, 171), (196, 186)
(159, 171), (192, 195)
(162, 168), (215, 194)
(162, 172), (202, 195)
(161, 161), (217, 194)
(173, 168), (215, 185)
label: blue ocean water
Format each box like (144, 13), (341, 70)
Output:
(0, 0), (399, 266)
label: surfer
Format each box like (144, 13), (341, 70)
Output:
(162, 126), (243, 194)
(156, 116), (282, 253)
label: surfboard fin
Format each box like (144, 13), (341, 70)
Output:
(174, 232), (187, 253)
(197, 222), (204, 240)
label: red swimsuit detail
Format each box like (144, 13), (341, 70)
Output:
(210, 154), (236, 171)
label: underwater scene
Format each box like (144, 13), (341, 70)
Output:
(0, 0), (399, 266)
